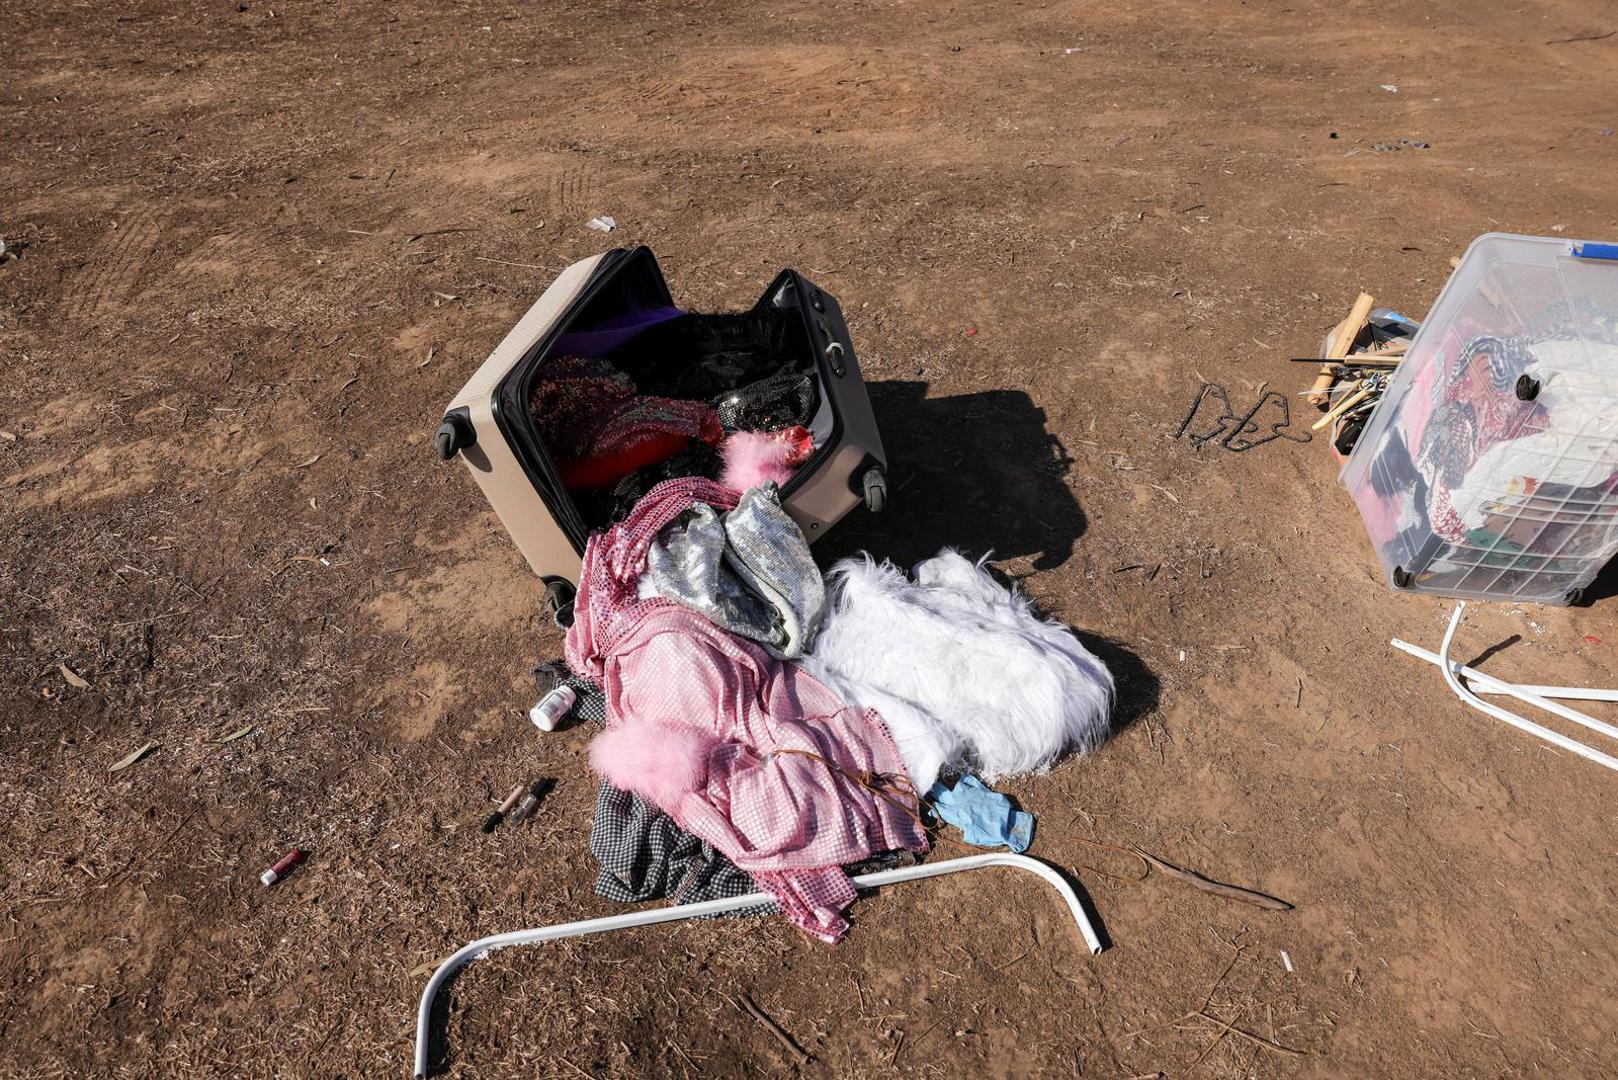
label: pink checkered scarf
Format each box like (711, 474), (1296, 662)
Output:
(567, 478), (928, 942)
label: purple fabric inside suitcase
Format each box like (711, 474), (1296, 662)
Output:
(554, 304), (685, 358)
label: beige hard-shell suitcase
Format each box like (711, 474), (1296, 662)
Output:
(436, 246), (887, 622)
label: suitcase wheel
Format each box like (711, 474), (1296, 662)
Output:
(861, 465), (887, 514)
(544, 579), (576, 629)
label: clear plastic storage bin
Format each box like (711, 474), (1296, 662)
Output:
(1340, 233), (1618, 604)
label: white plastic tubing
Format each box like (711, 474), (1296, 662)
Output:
(1392, 639), (1618, 704)
(413, 852), (1102, 1078)
(1400, 602), (1618, 776)
(1393, 637), (1618, 743)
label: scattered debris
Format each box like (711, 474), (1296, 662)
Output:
(294, 453), (321, 469)
(213, 725), (254, 745)
(1372, 137), (1430, 151)
(1380, 84), (1398, 92)
(506, 779), (555, 825)
(481, 783), (529, 833)
(1132, 846), (1295, 910)
(529, 684), (577, 732)
(260, 848), (305, 887)
(585, 215), (617, 233)
(109, 741), (157, 773)
(1281, 949), (1295, 972)
(1174, 383), (1310, 452)
(58, 662), (90, 689)
(1300, 292), (1420, 455)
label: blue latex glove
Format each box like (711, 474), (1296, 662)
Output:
(927, 774), (1035, 853)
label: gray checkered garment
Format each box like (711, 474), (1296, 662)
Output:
(589, 780), (775, 915)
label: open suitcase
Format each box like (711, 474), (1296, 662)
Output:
(436, 246), (888, 623)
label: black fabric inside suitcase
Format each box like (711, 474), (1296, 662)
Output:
(491, 247), (843, 548)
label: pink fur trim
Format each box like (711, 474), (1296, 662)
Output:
(721, 431), (798, 492)
(589, 717), (717, 808)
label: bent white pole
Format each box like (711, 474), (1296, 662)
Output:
(413, 852), (1103, 1077)
(1434, 603), (1618, 775)
(1392, 637), (1618, 743)
(1472, 683), (1618, 704)
(1392, 637), (1618, 703)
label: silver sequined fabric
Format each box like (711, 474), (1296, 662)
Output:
(645, 482), (824, 657)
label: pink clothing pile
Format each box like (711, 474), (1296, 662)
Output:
(568, 478), (928, 942)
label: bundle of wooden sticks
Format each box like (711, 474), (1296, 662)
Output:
(1301, 291), (1414, 457)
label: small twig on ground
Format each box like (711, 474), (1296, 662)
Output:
(906, 1018), (945, 1057)
(668, 1039), (701, 1075)
(1133, 847), (1294, 910)
(474, 255), (547, 270)
(991, 948), (1032, 972)
(557, 1055), (593, 1079)
(406, 227), (475, 242)
(1546, 29), (1615, 44)
(1184, 1005), (1244, 1074)
(1194, 1010), (1306, 1056)
(1122, 1012), (1198, 1040)
(1201, 942), (1246, 1014)
(735, 993), (811, 1066)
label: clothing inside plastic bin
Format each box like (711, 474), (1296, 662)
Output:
(1355, 313), (1618, 598)
(1343, 235), (1618, 598)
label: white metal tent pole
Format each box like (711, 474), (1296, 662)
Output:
(1471, 683), (1618, 704)
(413, 852), (1103, 1077)
(1434, 603), (1618, 775)
(1392, 638), (1618, 742)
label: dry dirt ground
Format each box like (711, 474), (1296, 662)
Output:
(6, 0), (1618, 1076)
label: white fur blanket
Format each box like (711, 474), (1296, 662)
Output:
(802, 550), (1115, 791)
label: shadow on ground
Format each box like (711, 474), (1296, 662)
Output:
(823, 380), (1087, 571)
(1576, 557), (1618, 607)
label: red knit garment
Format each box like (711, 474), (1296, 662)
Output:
(530, 357), (721, 491)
